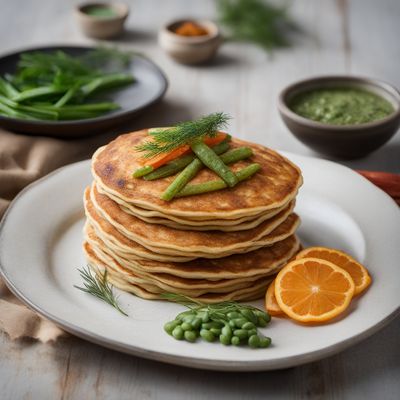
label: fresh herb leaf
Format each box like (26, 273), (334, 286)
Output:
(74, 266), (128, 316)
(135, 112), (230, 159)
(216, 0), (295, 52)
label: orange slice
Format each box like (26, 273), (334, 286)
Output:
(296, 247), (371, 295)
(265, 279), (283, 316)
(274, 258), (355, 323)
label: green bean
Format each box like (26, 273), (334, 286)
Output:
(248, 335), (261, 348)
(259, 337), (272, 348)
(231, 336), (241, 346)
(132, 165), (154, 178)
(161, 157), (203, 201)
(184, 330), (198, 342)
(143, 141), (230, 181)
(191, 141), (238, 187)
(12, 86), (64, 103)
(233, 329), (248, 340)
(220, 147), (253, 164)
(172, 326), (184, 340)
(200, 329), (215, 342)
(176, 163), (261, 198)
(242, 322), (257, 330)
(219, 334), (231, 345)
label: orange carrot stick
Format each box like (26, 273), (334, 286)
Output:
(139, 132), (227, 169)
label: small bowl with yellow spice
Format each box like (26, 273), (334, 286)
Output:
(278, 76), (400, 159)
(159, 19), (222, 64)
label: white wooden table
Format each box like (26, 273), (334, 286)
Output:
(0, 0), (399, 398)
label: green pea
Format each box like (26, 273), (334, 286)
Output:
(247, 329), (257, 337)
(240, 309), (258, 324)
(259, 337), (272, 348)
(219, 334), (231, 345)
(184, 330), (198, 343)
(255, 310), (271, 323)
(172, 326), (184, 340)
(242, 322), (256, 330)
(202, 321), (223, 330)
(200, 329), (215, 342)
(233, 318), (248, 328)
(164, 320), (180, 335)
(191, 318), (202, 330)
(233, 329), (248, 340)
(228, 320), (236, 328)
(210, 327), (221, 336)
(227, 311), (241, 319)
(257, 316), (268, 327)
(181, 322), (193, 331)
(221, 325), (232, 337)
(231, 336), (241, 346)
(198, 311), (210, 323)
(248, 335), (261, 348)
(182, 315), (195, 323)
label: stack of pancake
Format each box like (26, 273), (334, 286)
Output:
(83, 130), (303, 303)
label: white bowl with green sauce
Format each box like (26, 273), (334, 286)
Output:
(278, 76), (400, 159)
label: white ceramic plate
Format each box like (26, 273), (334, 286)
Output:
(0, 154), (399, 371)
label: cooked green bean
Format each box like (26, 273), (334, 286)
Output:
(191, 141), (238, 187)
(161, 158), (203, 201)
(132, 165), (154, 178)
(175, 163), (261, 198)
(220, 147), (253, 164)
(143, 141), (230, 181)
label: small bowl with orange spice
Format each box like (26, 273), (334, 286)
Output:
(159, 19), (221, 64)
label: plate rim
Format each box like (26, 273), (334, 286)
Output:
(0, 45), (168, 130)
(0, 156), (399, 371)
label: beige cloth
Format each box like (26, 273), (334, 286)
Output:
(0, 127), (120, 342)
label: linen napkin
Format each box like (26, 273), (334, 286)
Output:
(0, 127), (118, 342)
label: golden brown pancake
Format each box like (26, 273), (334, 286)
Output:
(88, 184), (299, 258)
(92, 130), (303, 219)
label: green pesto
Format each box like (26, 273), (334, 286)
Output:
(84, 6), (118, 18)
(290, 88), (394, 125)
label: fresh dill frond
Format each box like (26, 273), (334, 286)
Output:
(74, 266), (128, 316)
(135, 112), (230, 159)
(216, 0), (295, 52)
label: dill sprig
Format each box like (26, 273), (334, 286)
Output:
(74, 266), (128, 316)
(216, 0), (295, 52)
(135, 112), (230, 159)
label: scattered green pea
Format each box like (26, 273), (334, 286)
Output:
(210, 327), (222, 336)
(172, 326), (184, 340)
(184, 330), (198, 342)
(233, 329), (248, 340)
(233, 318), (248, 328)
(200, 329), (215, 342)
(259, 337), (272, 348)
(248, 335), (261, 348)
(198, 311), (210, 323)
(240, 309), (258, 324)
(164, 320), (180, 335)
(227, 311), (241, 319)
(257, 317), (268, 327)
(181, 322), (193, 331)
(247, 329), (257, 337)
(220, 334), (231, 345)
(221, 325), (232, 337)
(231, 336), (241, 346)
(242, 321), (256, 330)
(191, 318), (202, 330)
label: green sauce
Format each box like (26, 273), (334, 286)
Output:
(290, 88), (394, 125)
(83, 6), (118, 18)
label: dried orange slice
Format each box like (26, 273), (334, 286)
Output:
(296, 247), (371, 295)
(275, 258), (355, 323)
(265, 279), (283, 316)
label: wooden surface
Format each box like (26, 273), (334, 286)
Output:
(0, 0), (399, 398)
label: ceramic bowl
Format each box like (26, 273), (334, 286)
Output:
(158, 19), (221, 64)
(75, 2), (129, 39)
(278, 76), (400, 159)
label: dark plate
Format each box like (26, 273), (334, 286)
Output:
(0, 46), (168, 138)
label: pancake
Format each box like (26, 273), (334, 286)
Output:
(89, 184), (299, 257)
(92, 130), (303, 219)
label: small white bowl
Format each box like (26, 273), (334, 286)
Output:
(158, 19), (221, 64)
(75, 2), (129, 39)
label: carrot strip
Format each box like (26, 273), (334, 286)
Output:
(139, 132), (227, 169)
